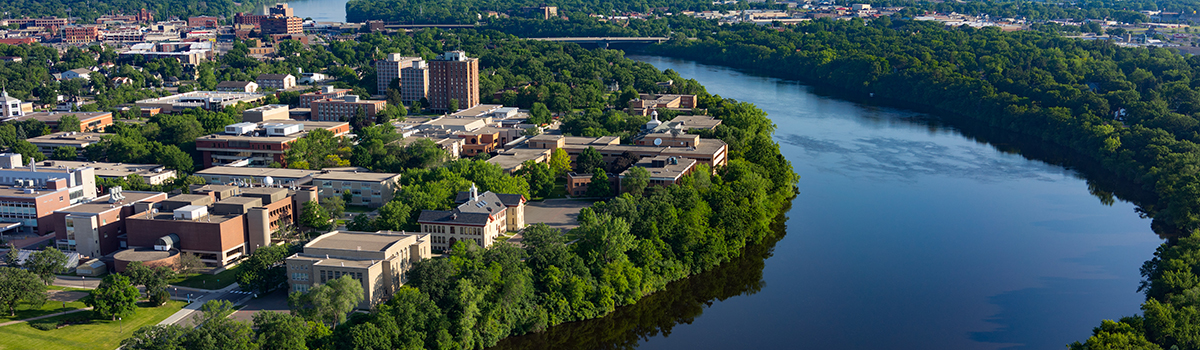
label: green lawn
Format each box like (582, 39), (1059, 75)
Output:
(0, 301), (185, 350)
(0, 286), (93, 322)
(168, 268), (239, 290)
(345, 205), (373, 213)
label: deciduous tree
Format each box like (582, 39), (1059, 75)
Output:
(84, 274), (140, 320)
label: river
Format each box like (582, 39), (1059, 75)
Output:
(279, 3), (1164, 345)
(493, 56), (1163, 349)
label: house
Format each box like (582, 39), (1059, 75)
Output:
(61, 68), (92, 80)
(256, 74), (296, 90)
(216, 81), (259, 93)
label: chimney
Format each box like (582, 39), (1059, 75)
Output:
(471, 183), (478, 202)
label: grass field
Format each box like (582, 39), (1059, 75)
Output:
(0, 286), (92, 322)
(0, 301), (185, 350)
(168, 268), (239, 290)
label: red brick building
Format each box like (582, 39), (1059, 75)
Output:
(195, 120), (350, 168)
(61, 26), (100, 43)
(188, 16), (220, 28)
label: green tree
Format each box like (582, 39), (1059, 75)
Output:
(322, 196), (346, 220)
(299, 201), (332, 232)
(585, 169), (611, 198)
(25, 247), (68, 285)
(84, 274), (140, 320)
(51, 146), (77, 160)
(124, 262), (175, 306)
(121, 324), (189, 350)
(576, 147), (604, 175)
(288, 274), (364, 327)
(549, 148), (571, 176)
(529, 102), (551, 125)
(2, 243), (18, 267)
(0, 267), (46, 316)
(253, 311), (310, 350)
(57, 114), (81, 132)
(516, 161), (554, 198)
(11, 140), (45, 162)
(621, 166), (650, 196)
(187, 300), (257, 350)
(177, 252), (205, 275)
(236, 244), (291, 295)
(449, 98), (460, 112)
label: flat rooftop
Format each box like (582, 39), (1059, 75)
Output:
(305, 230), (417, 252)
(312, 170), (399, 183)
(290, 254), (379, 268)
(449, 104), (503, 117)
(26, 132), (107, 146)
(2, 111), (111, 124)
(198, 121), (348, 143)
(40, 160), (170, 178)
(136, 91), (264, 104)
(56, 191), (164, 214)
(195, 166), (320, 179)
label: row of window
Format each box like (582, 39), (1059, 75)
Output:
(320, 270), (363, 284)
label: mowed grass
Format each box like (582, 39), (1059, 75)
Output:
(0, 286), (92, 322)
(168, 267), (239, 290)
(0, 301), (185, 350)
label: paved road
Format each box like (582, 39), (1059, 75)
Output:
(524, 198), (596, 233)
(228, 288), (289, 323)
(159, 283), (254, 327)
(53, 275), (100, 289)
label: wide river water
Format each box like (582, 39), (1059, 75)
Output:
(495, 56), (1164, 349)
(281, 3), (1164, 346)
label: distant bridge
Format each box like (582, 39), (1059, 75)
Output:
(381, 24), (478, 29)
(528, 37), (669, 47)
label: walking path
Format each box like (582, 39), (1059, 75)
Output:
(0, 307), (93, 327)
(158, 283), (252, 326)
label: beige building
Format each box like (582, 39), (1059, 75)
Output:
(242, 104), (290, 122)
(256, 74), (296, 91)
(285, 230), (431, 308)
(40, 160), (177, 185)
(312, 170), (401, 208)
(216, 81), (260, 93)
(376, 54), (422, 97)
(628, 94), (697, 116)
(418, 185), (525, 251)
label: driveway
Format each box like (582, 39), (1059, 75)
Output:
(227, 288), (290, 323)
(523, 199), (596, 234)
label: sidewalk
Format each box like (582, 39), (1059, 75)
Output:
(158, 283), (248, 326)
(0, 307), (92, 327)
(53, 275), (100, 289)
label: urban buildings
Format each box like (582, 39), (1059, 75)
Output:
(187, 16), (219, 28)
(525, 133), (729, 167)
(60, 25), (100, 43)
(310, 95), (386, 122)
(628, 94), (698, 116)
(311, 170), (401, 207)
(5, 111), (114, 132)
(136, 91), (265, 113)
(120, 41), (212, 65)
(0, 91), (32, 118)
(51, 188), (167, 258)
(418, 185), (525, 251)
(428, 51), (480, 112)
(122, 184), (318, 267)
(195, 167), (321, 187)
(261, 15), (302, 35)
(376, 54), (422, 96)
(39, 160), (176, 185)
(0, 153), (98, 235)
(242, 104), (291, 122)
(401, 60), (430, 103)
(300, 86), (351, 108)
(195, 120), (350, 168)
(216, 81), (260, 93)
(27, 132), (106, 159)
(285, 230), (431, 308)
(618, 156), (697, 190)
(256, 74), (296, 90)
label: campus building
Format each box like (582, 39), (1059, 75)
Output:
(299, 86), (351, 108)
(376, 54), (422, 97)
(309, 96), (386, 122)
(418, 185), (525, 251)
(285, 230), (431, 309)
(311, 169), (401, 208)
(5, 111), (113, 132)
(257, 74), (296, 90)
(39, 160), (176, 185)
(122, 184), (317, 267)
(195, 120), (350, 168)
(0, 153), (98, 235)
(428, 51), (479, 112)
(0, 91), (32, 118)
(261, 15), (302, 35)
(136, 91), (265, 113)
(51, 188), (167, 258)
